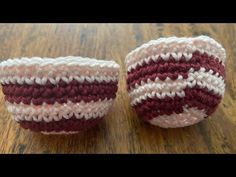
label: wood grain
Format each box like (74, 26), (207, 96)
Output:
(0, 23), (235, 153)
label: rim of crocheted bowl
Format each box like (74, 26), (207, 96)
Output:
(125, 35), (226, 72)
(0, 56), (120, 85)
(0, 56), (120, 134)
(125, 36), (226, 128)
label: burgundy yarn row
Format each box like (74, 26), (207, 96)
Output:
(133, 87), (222, 121)
(127, 52), (225, 90)
(3, 81), (118, 105)
(20, 117), (103, 132)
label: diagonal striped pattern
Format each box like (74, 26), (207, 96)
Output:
(125, 36), (226, 128)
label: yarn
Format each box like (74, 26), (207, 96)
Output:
(125, 36), (226, 128)
(0, 56), (119, 134)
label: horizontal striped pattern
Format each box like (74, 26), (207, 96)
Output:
(0, 75), (118, 85)
(129, 69), (225, 105)
(0, 57), (119, 85)
(3, 81), (118, 105)
(127, 51), (225, 85)
(6, 99), (114, 122)
(0, 56), (119, 133)
(0, 56), (119, 69)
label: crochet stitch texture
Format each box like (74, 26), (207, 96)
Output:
(0, 56), (120, 134)
(125, 36), (226, 128)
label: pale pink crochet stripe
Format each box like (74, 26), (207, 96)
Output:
(129, 69), (225, 106)
(0, 64), (119, 79)
(148, 107), (206, 128)
(6, 99), (114, 122)
(125, 37), (225, 67)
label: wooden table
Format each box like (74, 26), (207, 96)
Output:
(0, 24), (235, 153)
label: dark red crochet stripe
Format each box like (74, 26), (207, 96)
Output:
(128, 51), (224, 77)
(127, 51), (225, 90)
(133, 87), (222, 121)
(2, 80), (118, 105)
(128, 72), (189, 91)
(19, 116), (103, 132)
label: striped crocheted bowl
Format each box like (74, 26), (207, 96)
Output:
(0, 56), (119, 134)
(125, 36), (226, 128)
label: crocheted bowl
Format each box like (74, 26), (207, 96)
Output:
(0, 56), (119, 134)
(125, 36), (226, 128)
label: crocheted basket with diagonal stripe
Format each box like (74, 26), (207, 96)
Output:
(125, 36), (226, 128)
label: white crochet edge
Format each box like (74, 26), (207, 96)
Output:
(7, 98), (114, 122)
(148, 106), (206, 128)
(0, 56), (120, 69)
(125, 36), (226, 71)
(129, 68), (225, 106)
(0, 75), (118, 85)
(126, 51), (224, 73)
